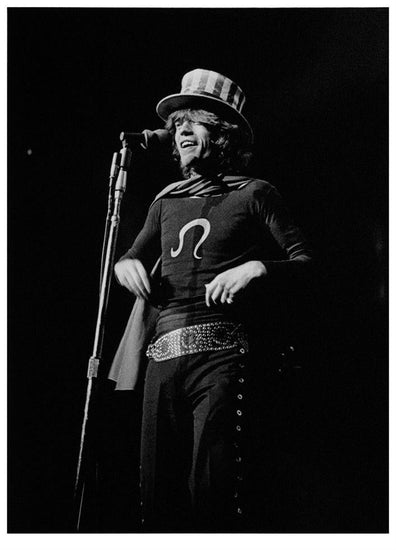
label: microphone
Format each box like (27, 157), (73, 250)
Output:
(119, 129), (170, 149)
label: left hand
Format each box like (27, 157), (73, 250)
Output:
(205, 261), (267, 307)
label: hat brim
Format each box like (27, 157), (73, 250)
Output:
(156, 93), (254, 145)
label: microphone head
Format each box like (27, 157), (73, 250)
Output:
(152, 129), (171, 145)
(140, 129), (171, 150)
(119, 129), (171, 149)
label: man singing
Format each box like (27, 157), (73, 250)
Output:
(110, 68), (312, 532)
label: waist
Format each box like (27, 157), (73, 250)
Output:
(146, 321), (249, 362)
(155, 297), (241, 337)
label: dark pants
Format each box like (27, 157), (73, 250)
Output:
(140, 345), (249, 532)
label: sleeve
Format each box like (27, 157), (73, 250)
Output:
(257, 185), (313, 280)
(118, 199), (162, 270)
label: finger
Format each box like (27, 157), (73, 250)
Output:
(205, 283), (211, 307)
(135, 281), (149, 299)
(126, 272), (148, 299)
(220, 286), (230, 304)
(226, 292), (234, 304)
(227, 281), (240, 295)
(121, 277), (134, 294)
(205, 281), (217, 307)
(135, 262), (151, 294)
(133, 270), (150, 299)
(126, 279), (142, 298)
(210, 283), (223, 304)
(118, 272), (135, 294)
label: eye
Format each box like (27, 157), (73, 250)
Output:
(193, 122), (211, 132)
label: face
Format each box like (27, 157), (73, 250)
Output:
(174, 118), (214, 173)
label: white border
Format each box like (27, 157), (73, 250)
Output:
(2, 2), (392, 549)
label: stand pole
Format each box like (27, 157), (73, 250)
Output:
(73, 141), (132, 531)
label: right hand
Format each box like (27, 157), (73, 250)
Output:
(114, 258), (151, 300)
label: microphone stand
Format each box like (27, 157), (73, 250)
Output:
(100, 152), (120, 290)
(73, 138), (132, 532)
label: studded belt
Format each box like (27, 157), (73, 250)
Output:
(146, 321), (249, 362)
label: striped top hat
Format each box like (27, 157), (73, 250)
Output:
(156, 68), (253, 144)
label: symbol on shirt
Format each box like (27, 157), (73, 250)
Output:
(170, 218), (211, 260)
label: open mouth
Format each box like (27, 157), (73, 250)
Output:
(181, 140), (196, 149)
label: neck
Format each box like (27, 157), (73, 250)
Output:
(182, 165), (223, 180)
(180, 155), (224, 179)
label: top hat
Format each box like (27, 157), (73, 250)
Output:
(156, 68), (254, 144)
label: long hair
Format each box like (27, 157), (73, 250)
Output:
(165, 109), (252, 178)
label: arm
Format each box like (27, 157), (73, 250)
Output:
(257, 185), (312, 279)
(205, 184), (312, 306)
(114, 200), (161, 299)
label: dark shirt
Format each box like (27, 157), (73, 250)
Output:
(120, 178), (312, 337)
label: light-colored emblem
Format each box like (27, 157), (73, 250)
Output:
(171, 218), (211, 260)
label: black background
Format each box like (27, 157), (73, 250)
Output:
(8, 8), (388, 533)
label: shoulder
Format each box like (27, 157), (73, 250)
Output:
(144, 197), (162, 223)
(235, 177), (279, 200)
(233, 178), (290, 220)
(248, 178), (276, 192)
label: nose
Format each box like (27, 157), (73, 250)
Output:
(178, 120), (193, 134)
